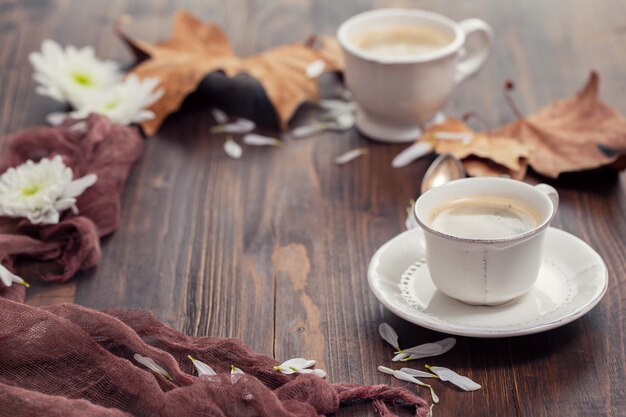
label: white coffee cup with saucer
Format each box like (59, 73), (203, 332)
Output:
(337, 9), (494, 142)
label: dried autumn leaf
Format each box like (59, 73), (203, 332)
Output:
(116, 11), (343, 135)
(495, 72), (626, 178)
(422, 118), (530, 179)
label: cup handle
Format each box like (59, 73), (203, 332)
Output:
(454, 19), (494, 85)
(535, 183), (559, 218)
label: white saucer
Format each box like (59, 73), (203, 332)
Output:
(368, 227), (608, 338)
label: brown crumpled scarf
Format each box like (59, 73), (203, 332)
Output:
(0, 115), (429, 417)
(0, 114), (143, 303)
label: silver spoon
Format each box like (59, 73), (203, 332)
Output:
(405, 153), (466, 230)
(420, 153), (466, 194)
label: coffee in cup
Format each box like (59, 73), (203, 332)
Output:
(351, 26), (453, 59)
(427, 196), (542, 240)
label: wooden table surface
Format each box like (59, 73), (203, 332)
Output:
(2, 0), (625, 416)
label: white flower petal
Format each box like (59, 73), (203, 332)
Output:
(63, 174), (97, 199)
(400, 338), (457, 361)
(212, 118), (256, 134)
(331, 112), (355, 130)
(279, 358), (316, 370)
(291, 123), (325, 138)
(393, 370), (439, 403)
(305, 59), (325, 79)
(431, 131), (473, 143)
(224, 138), (243, 159)
(435, 337), (457, 352)
(378, 322), (400, 350)
(46, 112), (70, 126)
(243, 133), (281, 147)
(187, 355), (217, 376)
(377, 366), (395, 375)
(297, 368), (327, 378)
(399, 367), (438, 378)
(211, 108), (229, 124)
(318, 99), (356, 113)
(134, 353), (172, 380)
(405, 200), (418, 230)
(427, 404), (434, 417)
(0, 264), (28, 288)
(392, 142), (433, 168)
(334, 148), (368, 165)
(392, 352), (410, 362)
(426, 365), (481, 391)
(230, 366), (244, 374)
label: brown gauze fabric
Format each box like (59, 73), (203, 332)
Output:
(0, 116), (429, 417)
(0, 114), (144, 303)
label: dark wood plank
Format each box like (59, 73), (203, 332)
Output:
(0, 0), (624, 416)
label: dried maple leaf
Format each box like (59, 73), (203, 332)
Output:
(422, 118), (530, 179)
(494, 72), (626, 178)
(116, 10), (343, 135)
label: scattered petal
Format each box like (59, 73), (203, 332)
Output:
(187, 355), (217, 376)
(230, 365), (244, 374)
(330, 112), (355, 130)
(399, 367), (438, 378)
(392, 369), (439, 404)
(335, 148), (368, 165)
(319, 99), (356, 113)
(430, 131), (473, 143)
(426, 365), (481, 391)
(392, 142), (434, 168)
(134, 354), (172, 380)
(212, 118), (256, 134)
(395, 338), (456, 361)
(291, 123), (325, 138)
(46, 112), (69, 126)
(280, 358), (316, 370)
(427, 404), (434, 417)
(378, 323), (400, 350)
(306, 59), (325, 79)
(0, 264), (29, 288)
(211, 108), (229, 124)
(405, 199), (418, 230)
(243, 133), (281, 147)
(297, 368), (327, 378)
(224, 138), (243, 159)
(377, 366), (395, 375)
(393, 352), (410, 362)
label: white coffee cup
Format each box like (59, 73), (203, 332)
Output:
(337, 9), (494, 143)
(413, 178), (559, 305)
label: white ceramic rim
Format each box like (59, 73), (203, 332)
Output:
(414, 177), (558, 244)
(367, 227), (609, 338)
(337, 8), (465, 64)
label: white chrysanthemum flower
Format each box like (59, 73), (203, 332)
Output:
(0, 263), (29, 288)
(49, 75), (164, 126)
(29, 39), (121, 105)
(0, 156), (97, 225)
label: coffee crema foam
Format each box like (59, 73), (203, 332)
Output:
(428, 196), (542, 239)
(351, 25), (452, 58)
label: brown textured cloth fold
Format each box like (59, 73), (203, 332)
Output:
(0, 115), (430, 416)
(0, 298), (430, 417)
(0, 114), (143, 301)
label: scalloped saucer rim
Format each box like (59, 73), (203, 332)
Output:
(368, 227), (608, 338)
